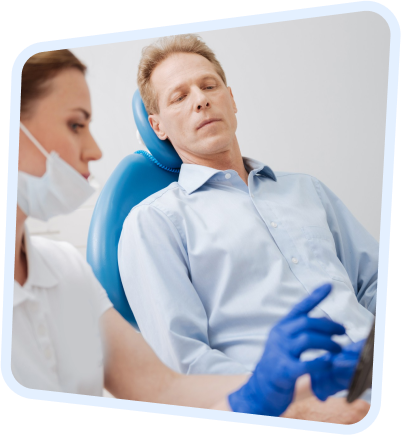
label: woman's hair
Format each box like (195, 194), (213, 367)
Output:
(137, 34), (227, 115)
(21, 49), (86, 118)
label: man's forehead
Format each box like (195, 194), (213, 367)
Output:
(151, 53), (220, 92)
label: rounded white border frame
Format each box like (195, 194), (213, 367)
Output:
(1, 1), (399, 433)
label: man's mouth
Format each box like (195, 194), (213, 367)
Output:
(197, 118), (221, 130)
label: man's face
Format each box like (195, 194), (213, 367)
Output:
(148, 52), (238, 163)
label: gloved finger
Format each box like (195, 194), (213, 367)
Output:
(285, 284), (332, 320)
(341, 339), (366, 354)
(283, 316), (346, 337)
(294, 358), (332, 379)
(290, 332), (342, 358)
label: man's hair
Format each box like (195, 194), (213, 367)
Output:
(137, 34), (227, 115)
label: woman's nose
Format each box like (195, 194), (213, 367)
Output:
(83, 132), (102, 162)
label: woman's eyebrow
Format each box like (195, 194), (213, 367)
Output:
(70, 108), (91, 120)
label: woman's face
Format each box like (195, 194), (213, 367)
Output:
(19, 68), (102, 179)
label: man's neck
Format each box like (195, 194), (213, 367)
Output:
(181, 144), (249, 185)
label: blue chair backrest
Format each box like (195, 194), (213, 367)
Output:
(87, 90), (182, 328)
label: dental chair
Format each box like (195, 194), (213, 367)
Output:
(86, 90), (182, 328)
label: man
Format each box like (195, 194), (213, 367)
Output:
(118, 34), (376, 388)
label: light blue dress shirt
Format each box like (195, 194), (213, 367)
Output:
(118, 157), (377, 375)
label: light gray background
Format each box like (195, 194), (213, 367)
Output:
(27, 11), (390, 249)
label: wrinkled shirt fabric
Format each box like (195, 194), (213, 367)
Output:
(118, 157), (377, 375)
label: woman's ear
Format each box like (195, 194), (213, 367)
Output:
(148, 115), (168, 140)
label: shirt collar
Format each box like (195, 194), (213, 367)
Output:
(14, 225), (59, 307)
(178, 156), (276, 195)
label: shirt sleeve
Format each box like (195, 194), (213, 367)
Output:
(312, 178), (378, 314)
(118, 204), (250, 375)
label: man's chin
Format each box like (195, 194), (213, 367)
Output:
(192, 137), (234, 156)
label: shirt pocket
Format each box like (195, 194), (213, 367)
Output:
(302, 226), (351, 285)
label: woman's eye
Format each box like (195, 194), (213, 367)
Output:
(175, 95), (185, 102)
(70, 123), (84, 132)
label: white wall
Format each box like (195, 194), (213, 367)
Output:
(27, 11), (389, 250)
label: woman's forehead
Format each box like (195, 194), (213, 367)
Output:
(40, 69), (91, 113)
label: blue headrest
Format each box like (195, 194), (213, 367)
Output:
(87, 153), (179, 328)
(132, 89), (182, 169)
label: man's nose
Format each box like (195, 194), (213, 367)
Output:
(193, 89), (210, 112)
(82, 132), (103, 163)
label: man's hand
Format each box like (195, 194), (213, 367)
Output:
(310, 340), (366, 401)
(228, 284), (346, 416)
(282, 396), (370, 424)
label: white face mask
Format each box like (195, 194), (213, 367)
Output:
(18, 122), (96, 221)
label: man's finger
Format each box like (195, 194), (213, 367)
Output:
(285, 284), (332, 319)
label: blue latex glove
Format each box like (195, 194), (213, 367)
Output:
(310, 339), (366, 401)
(228, 284), (346, 416)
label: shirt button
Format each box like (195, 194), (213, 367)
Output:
(37, 324), (47, 337)
(251, 194), (254, 198)
(291, 257), (299, 264)
(225, 173), (231, 179)
(271, 222), (278, 228)
(44, 347), (53, 360)
(30, 301), (39, 313)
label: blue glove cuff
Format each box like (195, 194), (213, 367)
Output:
(228, 374), (292, 416)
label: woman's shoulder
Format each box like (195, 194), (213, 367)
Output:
(29, 235), (113, 316)
(30, 235), (81, 257)
(30, 235), (90, 277)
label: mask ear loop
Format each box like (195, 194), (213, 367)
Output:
(20, 122), (51, 159)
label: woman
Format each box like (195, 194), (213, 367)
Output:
(12, 49), (368, 421)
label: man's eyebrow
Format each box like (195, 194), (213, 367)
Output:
(166, 83), (186, 99)
(71, 108), (91, 120)
(198, 74), (220, 82)
(166, 74), (220, 98)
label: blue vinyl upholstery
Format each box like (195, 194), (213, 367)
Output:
(86, 90), (181, 328)
(132, 89), (182, 169)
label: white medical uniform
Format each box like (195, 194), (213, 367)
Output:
(12, 227), (113, 395)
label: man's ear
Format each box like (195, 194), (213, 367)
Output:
(148, 115), (168, 140)
(227, 87), (238, 114)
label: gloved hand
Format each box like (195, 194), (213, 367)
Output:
(310, 339), (366, 401)
(228, 283), (346, 416)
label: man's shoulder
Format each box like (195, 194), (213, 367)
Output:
(275, 170), (316, 181)
(137, 181), (182, 207)
(274, 171), (321, 186)
(124, 181), (183, 224)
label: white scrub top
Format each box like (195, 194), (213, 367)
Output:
(12, 227), (113, 396)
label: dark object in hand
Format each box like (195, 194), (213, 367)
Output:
(347, 319), (375, 403)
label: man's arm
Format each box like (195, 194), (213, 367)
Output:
(118, 204), (250, 375)
(312, 178), (378, 314)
